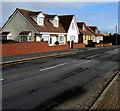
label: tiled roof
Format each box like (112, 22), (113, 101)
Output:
(58, 15), (74, 32)
(88, 26), (103, 36)
(77, 22), (85, 26)
(77, 22), (94, 35)
(29, 11), (42, 16)
(44, 14), (56, 19)
(17, 8), (66, 33)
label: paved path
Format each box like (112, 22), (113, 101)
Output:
(90, 72), (120, 110)
(2, 48), (80, 63)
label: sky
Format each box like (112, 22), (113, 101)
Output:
(1, 2), (119, 33)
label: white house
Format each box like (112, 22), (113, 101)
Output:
(59, 15), (79, 43)
(0, 8), (80, 45)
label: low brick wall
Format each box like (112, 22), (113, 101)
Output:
(1, 42), (70, 57)
(1, 42), (86, 57)
(103, 43), (112, 46)
(95, 44), (101, 47)
(74, 43), (85, 49)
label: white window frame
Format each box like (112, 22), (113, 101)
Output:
(53, 16), (59, 27)
(42, 36), (49, 41)
(19, 35), (29, 42)
(59, 36), (64, 42)
(2, 35), (7, 40)
(38, 17), (44, 26)
(70, 35), (76, 41)
(54, 20), (57, 26)
(72, 23), (75, 30)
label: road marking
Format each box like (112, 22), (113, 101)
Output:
(0, 79), (4, 81)
(40, 60), (77, 71)
(86, 54), (100, 59)
(105, 50), (112, 54)
(2, 52), (76, 66)
(87, 48), (99, 51)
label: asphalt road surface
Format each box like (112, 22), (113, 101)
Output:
(2, 46), (120, 110)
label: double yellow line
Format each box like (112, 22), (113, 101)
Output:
(2, 52), (76, 66)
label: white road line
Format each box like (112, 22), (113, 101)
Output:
(105, 50), (112, 54)
(40, 60), (77, 72)
(0, 79), (4, 81)
(87, 48), (99, 51)
(86, 54), (100, 59)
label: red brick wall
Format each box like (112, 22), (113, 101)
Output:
(103, 43), (112, 46)
(1, 42), (70, 57)
(1, 42), (85, 57)
(73, 43), (85, 49)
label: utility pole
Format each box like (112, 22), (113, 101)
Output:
(116, 25), (117, 45)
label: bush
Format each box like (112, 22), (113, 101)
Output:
(54, 41), (59, 45)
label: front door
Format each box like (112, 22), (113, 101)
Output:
(50, 36), (58, 45)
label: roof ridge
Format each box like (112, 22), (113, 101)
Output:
(17, 8), (35, 12)
(17, 8), (43, 13)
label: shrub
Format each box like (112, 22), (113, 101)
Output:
(54, 41), (59, 45)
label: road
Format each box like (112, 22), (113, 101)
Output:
(2, 46), (120, 110)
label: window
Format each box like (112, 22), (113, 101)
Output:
(1, 32), (11, 40)
(42, 36), (49, 41)
(38, 17), (44, 26)
(20, 36), (28, 42)
(70, 35), (75, 41)
(72, 23), (75, 30)
(2, 35), (7, 40)
(59, 36), (64, 42)
(95, 29), (98, 33)
(83, 26), (85, 30)
(53, 19), (58, 27)
(54, 20), (57, 25)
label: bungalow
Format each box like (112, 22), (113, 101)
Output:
(77, 22), (103, 45)
(77, 22), (96, 45)
(0, 8), (79, 45)
(88, 26), (103, 43)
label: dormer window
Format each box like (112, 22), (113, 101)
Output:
(53, 16), (59, 27)
(83, 26), (85, 30)
(38, 17), (44, 26)
(83, 24), (86, 30)
(54, 20), (57, 26)
(95, 29), (98, 33)
(37, 12), (45, 26)
(72, 23), (75, 30)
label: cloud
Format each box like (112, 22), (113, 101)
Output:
(1, 2), (118, 33)
(1, 2), (90, 24)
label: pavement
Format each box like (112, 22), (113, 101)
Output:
(90, 71), (120, 110)
(2, 48), (82, 64)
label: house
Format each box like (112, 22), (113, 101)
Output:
(77, 22), (103, 45)
(59, 15), (79, 43)
(0, 8), (79, 45)
(77, 22), (96, 45)
(88, 26), (103, 44)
